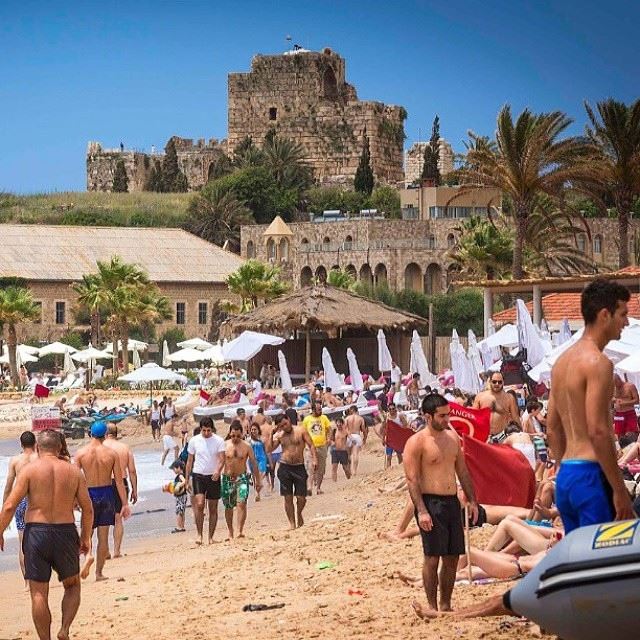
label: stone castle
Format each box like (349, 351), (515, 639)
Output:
(87, 48), (406, 192)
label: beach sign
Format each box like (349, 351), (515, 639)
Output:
(31, 405), (61, 432)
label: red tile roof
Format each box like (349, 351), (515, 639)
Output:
(493, 292), (640, 324)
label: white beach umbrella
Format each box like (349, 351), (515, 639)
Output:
(18, 344), (41, 356)
(162, 340), (171, 367)
(377, 329), (393, 373)
(321, 347), (342, 391)
(411, 330), (437, 386)
(62, 347), (76, 375)
(450, 335), (472, 392)
(168, 347), (207, 363)
(177, 337), (213, 350)
(1, 345), (39, 364)
(467, 330), (484, 394)
(346, 348), (364, 392)
(223, 331), (285, 362)
(557, 318), (572, 345)
(516, 299), (546, 367)
(132, 344), (142, 370)
(36, 341), (76, 357)
(105, 338), (148, 353)
(278, 350), (293, 392)
(71, 346), (111, 362)
(119, 362), (187, 384)
(478, 323), (519, 350)
(201, 342), (225, 365)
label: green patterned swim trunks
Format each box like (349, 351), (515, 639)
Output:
(221, 473), (250, 509)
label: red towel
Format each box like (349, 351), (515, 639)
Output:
(462, 435), (536, 508)
(34, 384), (50, 398)
(199, 389), (211, 406)
(384, 419), (415, 453)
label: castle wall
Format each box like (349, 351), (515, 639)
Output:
(404, 140), (455, 185)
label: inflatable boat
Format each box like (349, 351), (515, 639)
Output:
(507, 519), (640, 640)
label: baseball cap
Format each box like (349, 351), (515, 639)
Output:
(90, 421), (108, 438)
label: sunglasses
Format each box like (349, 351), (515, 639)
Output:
(491, 380), (504, 385)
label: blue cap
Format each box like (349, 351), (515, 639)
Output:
(90, 421), (108, 438)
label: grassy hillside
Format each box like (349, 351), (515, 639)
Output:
(0, 191), (192, 228)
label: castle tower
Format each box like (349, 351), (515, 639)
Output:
(262, 215), (294, 263)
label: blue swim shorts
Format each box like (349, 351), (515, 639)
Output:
(88, 485), (116, 528)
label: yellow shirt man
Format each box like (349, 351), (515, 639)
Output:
(302, 412), (332, 448)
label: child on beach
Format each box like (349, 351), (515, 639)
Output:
(249, 423), (268, 501)
(164, 459), (188, 533)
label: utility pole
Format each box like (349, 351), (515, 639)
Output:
(428, 303), (436, 372)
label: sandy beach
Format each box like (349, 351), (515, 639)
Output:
(0, 436), (540, 640)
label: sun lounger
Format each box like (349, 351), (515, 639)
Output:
(193, 397), (250, 420)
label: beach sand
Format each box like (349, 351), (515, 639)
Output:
(0, 442), (540, 640)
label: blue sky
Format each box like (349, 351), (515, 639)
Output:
(1, 0), (638, 193)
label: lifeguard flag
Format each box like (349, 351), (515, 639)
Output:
(34, 384), (50, 399)
(462, 435), (536, 508)
(384, 419), (415, 453)
(448, 403), (490, 443)
(199, 389), (211, 406)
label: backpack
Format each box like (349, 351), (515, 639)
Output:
(179, 441), (189, 464)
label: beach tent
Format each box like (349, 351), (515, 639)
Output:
(201, 342), (226, 365)
(346, 348), (364, 391)
(222, 331), (285, 362)
(321, 347), (342, 391)
(162, 340), (171, 367)
(278, 350), (293, 392)
(168, 347), (207, 363)
(177, 337), (213, 350)
(37, 341), (77, 356)
(377, 329), (393, 373)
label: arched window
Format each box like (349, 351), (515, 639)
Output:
(359, 264), (373, 285)
(427, 234), (436, 250)
(374, 263), (387, 285)
(447, 233), (456, 249)
(593, 235), (602, 254)
(246, 240), (255, 259)
(300, 266), (313, 286)
(404, 263), (422, 292)
(577, 234), (586, 253)
(345, 264), (357, 279)
(315, 266), (328, 283)
(267, 238), (276, 260)
(279, 238), (289, 261)
(424, 263), (443, 295)
(322, 236), (331, 251)
(322, 67), (338, 99)
(344, 235), (353, 250)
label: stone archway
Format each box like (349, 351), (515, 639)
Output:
(246, 240), (255, 259)
(424, 263), (443, 295)
(315, 265), (328, 283)
(359, 264), (373, 285)
(300, 266), (313, 286)
(374, 263), (387, 285)
(322, 66), (338, 100)
(345, 264), (357, 279)
(404, 263), (422, 292)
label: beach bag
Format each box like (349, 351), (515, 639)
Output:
(179, 441), (189, 464)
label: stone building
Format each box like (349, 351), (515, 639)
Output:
(228, 47), (406, 185)
(404, 140), (455, 186)
(86, 137), (227, 192)
(241, 209), (636, 297)
(399, 184), (502, 220)
(0, 225), (243, 342)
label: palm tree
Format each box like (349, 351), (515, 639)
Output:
(462, 106), (589, 278)
(233, 137), (265, 169)
(578, 99), (640, 267)
(263, 134), (312, 191)
(326, 268), (356, 289)
(73, 274), (108, 346)
(183, 182), (254, 251)
(449, 217), (513, 280)
(225, 260), (289, 312)
(0, 286), (41, 387)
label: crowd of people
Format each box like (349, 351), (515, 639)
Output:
(2, 278), (640, 639)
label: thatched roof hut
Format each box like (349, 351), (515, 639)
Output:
(220, 285), (427, 377)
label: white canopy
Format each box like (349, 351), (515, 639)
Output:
(477, 323), (519, 350)
(278, 350), (293, 392)
(201, 343), (226, 365)
(168, 347), (207, 363)
(223, 331), (285, 361)
(346, 348), (364, 392)
(119, 362), (187, 384)
(162, 340), (171, 367)
(36, 341), (76, 357)
(177, 337), (213, 350)
(71, 346), (111, 362)
(105, 339), (148, 353)
(0, 346), (39, 365)
(321, 347), (342, 391)
(377, 329), (393, 372)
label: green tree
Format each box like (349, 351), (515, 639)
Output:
(184, 181), (254, 251)
(112, 159), (129, 193)
(370, 185), (401, 218)
(233, 136), (265, 169)
(305, 186), (345, 213)
(578, 99), (640, 267)
(326, 268), (355, 289)
(354, 133), (374, 195)
(225, 260), (289, 311)
(262, 134), (312, 192)
(0, 286), (41, 387)
(430, 289), (483, 336)
(73, 274), (110, 346)
(145, 159), (164, 192)
(421, 115), (441, 185)
(462, 106), (589, 279)
(449, 216), (513, 280)
(162, 138), (188, 193)
(158, 327), (187, 355)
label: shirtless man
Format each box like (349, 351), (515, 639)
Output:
(330, 418), (351, 481)
(547, 279), (635, 533)
(161, 417), (179, 466)
(104, 425), (138, 558)
(404, 393), (478, 613)
(236, 407), (251, 436)
(271, 414), (317, 529)
(220, 422), (261, 539)
(75, 421), (130, 581)
(322, 387), (343, 408)
(345, 405), (367, 476)
(0, 430), (93, 640)
(253, 406), (267, 429)
(473, 372), (520, 441)
(2, 431), (38, 585)
(613, 373), (639, 437)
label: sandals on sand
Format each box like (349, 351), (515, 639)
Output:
(171, 528), (186, 533)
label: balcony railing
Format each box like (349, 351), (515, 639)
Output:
(298, 239), (442, 253)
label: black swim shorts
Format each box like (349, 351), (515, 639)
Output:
(191, 473), (221, 500)
(331, 449), (349, 466)
(23, 523), (80, 582)
(415, 494), (465, 556)
(277, 463), (308, 497)
(113, 478), (130, 514)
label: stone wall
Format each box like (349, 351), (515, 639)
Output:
(228, 49), (406, 185)
(404, 140), (454, 185)
(86, 137), (227, 192)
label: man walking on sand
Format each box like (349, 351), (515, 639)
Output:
(0, 430), (93, 640)
(302, 401), (331, 494)
(404, 393), (478, 614)
(221, 422), (261, 539)
(104, 424), (138, 558)
(75, 421), (130, 581)
(185, 417), (225, 545)
(272, 414), (317, 529)
(473, 372), (520, 442)
(161, 415), (179, 466)
(547, 279), (635, 532)
(345, 405), (367, 476)
(3, 430), (38, 586)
